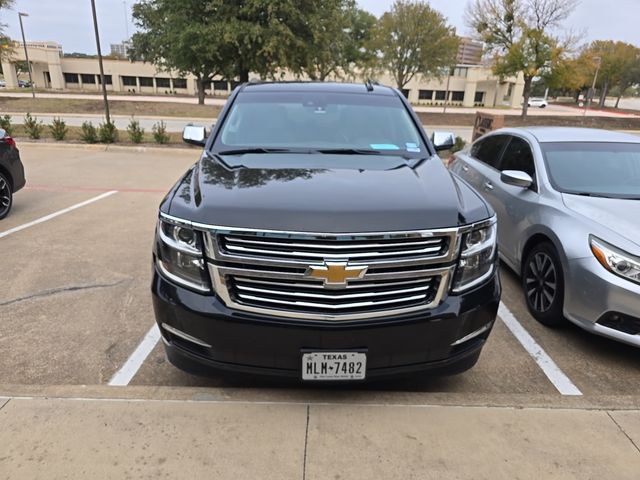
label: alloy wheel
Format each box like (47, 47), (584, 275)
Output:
(525, 252), (557, 313)
(0, 175), (11, 217)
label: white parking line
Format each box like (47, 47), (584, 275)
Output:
(108, 324), (161, 386)
(0, 190), (118, 239)
(498, 302), (583, 396)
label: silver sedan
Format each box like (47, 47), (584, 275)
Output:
(449, 127), (640, 347)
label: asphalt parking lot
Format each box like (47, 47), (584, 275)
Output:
(2, 144), (640, 478)
(1, 143), (639, 398)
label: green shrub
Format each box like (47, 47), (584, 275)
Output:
(80, 121), (98, 143)
(452, 136), (466, 153)
(0, 115), (12, 135)
(49, 117), (68, 141)
(127, 117), (145, 144)
(24, 113), (44, 139)
(98, 120), (118, 143)
(152, 120), (169, 144)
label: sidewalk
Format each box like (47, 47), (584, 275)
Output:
(1, 394), (639, 479)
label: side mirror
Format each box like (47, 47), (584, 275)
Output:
(431, 131), (455, 152)
(183, 125), (207, 147)
(0, 128), (6, 139)
(501, 170), (533, 188)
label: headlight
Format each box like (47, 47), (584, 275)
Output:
(155, 216), (211, 292)
(452, 217), (497, 293)
(590, 236), (640, 285)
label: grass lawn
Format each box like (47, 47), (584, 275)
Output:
(0, 97), (221, 119)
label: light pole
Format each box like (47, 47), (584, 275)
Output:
(583, 56), (601, 117)
(18, 12), (35, 99)
(442, 67), (453, 114)
(91, 0), (111, 124)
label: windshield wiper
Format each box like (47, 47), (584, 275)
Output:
(217, 147), (292, 155)
(315, 148), (414, 159)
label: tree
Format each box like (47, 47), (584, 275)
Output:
(374, 0), (459, 90)
(582, 41), (639, 108)
(0, 0), (14, 60)
(466, 0), (578, 118)
(542, 53), (593, 100)
(297, 1), (376, 81)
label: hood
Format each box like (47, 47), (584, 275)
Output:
(166, 153), (490, 233)
(563, 193), (640, 250)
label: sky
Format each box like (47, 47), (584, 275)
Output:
(1, 0), (638, 55)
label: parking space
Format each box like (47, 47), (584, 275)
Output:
(0, 144), (638, 403)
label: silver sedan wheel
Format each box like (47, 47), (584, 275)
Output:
(525, 252), (557, 313)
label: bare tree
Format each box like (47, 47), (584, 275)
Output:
(466, 0), (578, 118)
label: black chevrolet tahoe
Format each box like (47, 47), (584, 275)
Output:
(152, 82), (500, 382)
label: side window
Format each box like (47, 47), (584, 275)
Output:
(471, 135), (509, 169)
(500, 137), (536, 178)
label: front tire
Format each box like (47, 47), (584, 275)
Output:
(522, 242), (565, 327)
(0, 172), (12, 220)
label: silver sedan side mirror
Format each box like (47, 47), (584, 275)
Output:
(183, 125), (207, 147)
(431, 131), (455, 151)
(501, 170), (533, 188)
(0, 128), (6, 139)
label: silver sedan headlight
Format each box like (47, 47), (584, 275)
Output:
(155, 217), (211, 292)
(590, 236), (640, 285)
(452, 217), (497, 293)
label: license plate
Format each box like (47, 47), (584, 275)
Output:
(302, 352), (366, 381)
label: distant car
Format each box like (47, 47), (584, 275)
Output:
(450, 127), (640, 347)
(18, 80), (31, 88)
(0, 80), (6, 88)
(0, 128), (26, 219)
(528, 97), (548, 108)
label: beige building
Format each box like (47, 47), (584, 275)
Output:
(1, 41), (524, 108)
(456, 37), (484, 65)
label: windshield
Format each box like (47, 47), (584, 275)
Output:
(213, 90), (426, 156)
(541, 142), (640, 199)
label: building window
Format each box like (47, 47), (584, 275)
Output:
(452, 67), (468, 78)
(64, 73), (79, 84)
(97, 75), (112, 85)
(44, 72), (51, 83)
(213, 80), (228, 91)
(172, 78), (187, 89)
(401, 89), (410, 99)
(122, 76), (137, 87)
(139, 77), (154, 87)
(474, 91), (485, 103)
(418, 89), (433, 100)
(81, 74), (96, 84)
(434, 90), (447, 101)
(451, 91), (464, 102)
(156, 77), (170, 88)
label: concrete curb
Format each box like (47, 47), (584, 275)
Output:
(17, 141), (197, 154)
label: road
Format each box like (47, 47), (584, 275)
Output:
(1, 144), (639, 478)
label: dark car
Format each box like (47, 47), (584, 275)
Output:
(0, 129), (26, 219)
(152, 82), (500, 382)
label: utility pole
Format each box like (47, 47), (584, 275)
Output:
(583, 56), (601, 117)
(91, 0), (111, 124)
(18, 12), (35, 99)
(442, 67), (452, 114)
(123, 1), (129, 39)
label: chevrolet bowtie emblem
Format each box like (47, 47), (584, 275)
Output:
(305, 261), (368, 288)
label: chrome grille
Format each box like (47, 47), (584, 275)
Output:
(198, 225), (461, 321)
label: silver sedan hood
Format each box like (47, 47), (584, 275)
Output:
(562, 194), (640, 251)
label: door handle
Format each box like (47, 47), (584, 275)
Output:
(484, 181), (494, 191)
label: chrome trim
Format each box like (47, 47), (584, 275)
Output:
(235, 283), (430, 300)
(161, 323), (212, 348)
(235, 276), (428, 290)
(209, 264), (454, 321)
(237, 293), (429, 310)
(226, 237), (444, 250)
(224, 243), (443, 259)
(156, 258), (211, 293)
(450, 321), (493, 346)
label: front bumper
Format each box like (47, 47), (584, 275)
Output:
(564, 257), (640, 347)
(151, 266), (500, 381)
